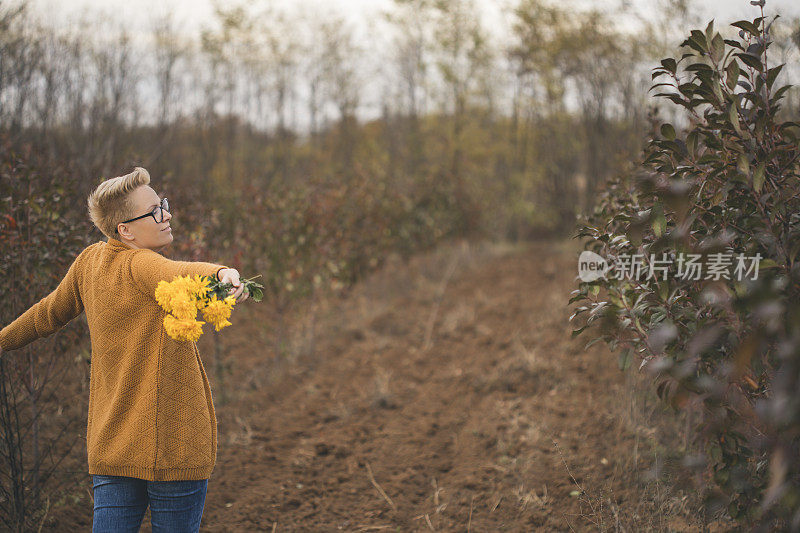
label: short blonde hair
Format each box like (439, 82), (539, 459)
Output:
(87, 167), (151, 238)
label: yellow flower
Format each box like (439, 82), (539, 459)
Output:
(156, 274), (238, 341)
(155, 280), (178, 314)
(201, 295), (236, 332)
(175, 275), (195, 292)
(187, 275), (212, 308)
(156, 275), (211, 317)
(171, 294), (198, 320)
(212, 318), (232, 332)
(163, 314), (204, 342)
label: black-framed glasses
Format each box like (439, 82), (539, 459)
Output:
(115, 197), (170, 233)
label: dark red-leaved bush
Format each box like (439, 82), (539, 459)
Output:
(571, 8), (800, 530)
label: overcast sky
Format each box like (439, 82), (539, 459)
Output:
(14, 0), (800, 128)
(23, 0), (800, 38)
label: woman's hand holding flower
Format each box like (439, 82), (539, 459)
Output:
(218, 268), (248, 303)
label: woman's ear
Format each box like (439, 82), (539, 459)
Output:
(117, 223), (133, 240)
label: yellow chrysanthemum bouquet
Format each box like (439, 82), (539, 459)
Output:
(155, 273), (263, 342)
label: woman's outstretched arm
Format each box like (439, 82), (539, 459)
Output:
(130, 249), (248, 303)
(0, 251), (86, 352)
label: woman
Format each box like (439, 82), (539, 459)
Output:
(0, 167), (247, 532)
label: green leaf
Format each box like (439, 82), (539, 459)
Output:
(712, 82), (724, 104)
(655, 93), (689, 107)
(729, 104), (742, 134)
(705, 19), (715, 40)
(248, 285), (264, 302)
(711, 34), (725, 63)
(582, 337), (601, 351)
(661, 58), (677, 74)
(569, 292), (587, 304)
(725, 60), (740, 91)
(766, 64), (784, 89)
(753, 161), (765, 192)
(686, 131), (699, 155)
(772, 85), (793, 103)
(736, 52), (763, 71)
(737, 153), (750, 176)
(724, 39), (744, 52)
(618, 348), (632, 371)
(688, 30), (709, 54)
(731, 20), (760, 36)
(572, 326), (588, 338)
(652, 211), (667, 237)
(650, 82), (676, 91)
(243, 278), (265, 303)
(685, 63), (713, 72)
(660, 123), (676, 140)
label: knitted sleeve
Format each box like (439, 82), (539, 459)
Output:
(0, 251), (85, 352)
(129, 249), (229, 299)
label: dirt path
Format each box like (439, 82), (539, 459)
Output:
(41, 237), (715, 531)
(184, 238), (685, 532)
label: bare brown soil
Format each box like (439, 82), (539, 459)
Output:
(47, 238), (734, 531)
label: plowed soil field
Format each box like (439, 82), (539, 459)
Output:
(53, 238), (731, 531)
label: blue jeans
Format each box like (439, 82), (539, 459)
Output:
(91, 474), (208, 533)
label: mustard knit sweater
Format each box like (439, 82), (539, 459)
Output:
(0, 237), (229, 481)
